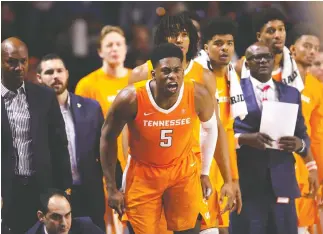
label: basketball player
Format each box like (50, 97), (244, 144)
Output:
(100, 43), (217, 234)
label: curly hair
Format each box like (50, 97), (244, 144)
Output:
(154, 12), (198, 62)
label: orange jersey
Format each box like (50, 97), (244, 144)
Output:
(128, 80), (198, 167)
(272, 67), (282, 82)
(294, 73), (323, 227)
(75, 68), (131, 116)
(151, 59), (239, 179)
(301, 73), (323, 182)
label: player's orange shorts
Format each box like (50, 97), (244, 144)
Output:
(294, 154), (318, 227)
(200, 157), (222, 230)
(124, 152), (211, 233)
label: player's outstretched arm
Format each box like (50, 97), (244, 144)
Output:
(194, 82), (218, 199)
(100, 85), (137, 215)
(201, 69), (235, 212)
(128, 62), (149, 84)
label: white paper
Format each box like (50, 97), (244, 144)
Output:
(259, 101), (299, 149)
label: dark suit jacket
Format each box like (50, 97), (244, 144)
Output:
(1, 81), (72, 216)
(25, 217), (105, 234)
(234, 78), (310, 200)
(69, 93), (105, 215)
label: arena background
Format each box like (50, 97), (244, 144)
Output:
(2, 1), (323, 91)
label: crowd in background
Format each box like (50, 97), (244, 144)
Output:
(2, 1), (323, 91)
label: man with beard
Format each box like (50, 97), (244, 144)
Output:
(1, 38), (72, 234)
(236, 7), (304, 92)
(289, 23), (322, 234)
(37, 54), (106, 231)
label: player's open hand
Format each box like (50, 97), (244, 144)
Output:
(220, 182), (234, 215)
(200, 175), (213, 200)
(108, 189), (125, 217)
(231, 180), (242, 214)
(304, 169), (319, 198)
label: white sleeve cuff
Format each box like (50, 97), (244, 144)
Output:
(235, 133), (241, 149)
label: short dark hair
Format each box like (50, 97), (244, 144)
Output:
(39, 188), (70, 215)
(287, 23), (321, 47)
(150, 43), (183, 68)
(154, 12), (198, 62)
(252, 7), (287, 34)
(37, 53), (66, 74)
(202, 17), (238, 45)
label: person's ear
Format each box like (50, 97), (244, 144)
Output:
(37, 211), (45, 222)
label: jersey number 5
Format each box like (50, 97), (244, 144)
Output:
(160, 129), (173, 147)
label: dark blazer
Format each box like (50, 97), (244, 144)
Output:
(234, 78), (310, 200)
(69, 93), (105, 216)
(1, 81), (72, 216)
(25, 217), (105, 234)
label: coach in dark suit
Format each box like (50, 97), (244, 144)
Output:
(25, 189), (105, 234)
(1, 38), (72, 234)
(230, 42), (318, 234)
(37, 53), (105, 230)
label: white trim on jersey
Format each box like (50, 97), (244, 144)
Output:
(184, 59), (194, 76)
(146, 80), (185, 114)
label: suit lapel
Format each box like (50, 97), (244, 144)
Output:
(1, 97), (11, 140)
(24, 82), (41, 164)
(274, 80), (287, 102)
(241, 78), (261, 120)
(69, 93), (81, 164)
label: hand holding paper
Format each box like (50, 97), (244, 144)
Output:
(260, 101), (299, 150)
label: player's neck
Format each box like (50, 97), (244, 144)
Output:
(102, 61), (128, 78)
(182, 57), (189, 71)
(274, 53), (283, 71)
(57, 90), (69, 106)
(212, 63), (227, 77)
(295, 61), (308, 83)
(151, 81), (179, 110)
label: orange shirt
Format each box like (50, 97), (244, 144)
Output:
(128, 80), (197, 167)
(75, 68), (131, 116)
(147, 60), (239, 179)
(75, 67), (132, 170)
(298, 73), (323, 183)
(272, 67), (282, 82)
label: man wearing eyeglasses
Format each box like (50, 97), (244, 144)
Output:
(230, 42), (316, 234)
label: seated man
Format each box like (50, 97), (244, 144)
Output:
(25, 188), (105, 234)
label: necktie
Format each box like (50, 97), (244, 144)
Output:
(261, 85), (271, 102)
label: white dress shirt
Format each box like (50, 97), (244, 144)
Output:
(249, 76), (279, 109)
(235, 76), (279, 148)
(60, 94), (81, 185)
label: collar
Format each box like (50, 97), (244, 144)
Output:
(250, 76), (275, 90)
(60, 92), (71, 109)
(44, 225), (49, 234)
(1, 81), (26, 98)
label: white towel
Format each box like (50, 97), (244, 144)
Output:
(241, 46), (304, 92)
(195, 50), (248, 120)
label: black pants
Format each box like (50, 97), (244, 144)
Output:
(70, 185), (105, 231)
(2, 175), (40, 234)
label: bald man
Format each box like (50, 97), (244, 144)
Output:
(1, 37), (72, 234)
(231, 42), (315, 234)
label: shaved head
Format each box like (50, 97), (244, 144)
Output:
(2, 37), (28, 56)
(245, 42), (274, 82)
(245, 42), (272, 60)
(1, 37), (29, 90)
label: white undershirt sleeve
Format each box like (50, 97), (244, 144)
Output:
(200, 112), (218, 175)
